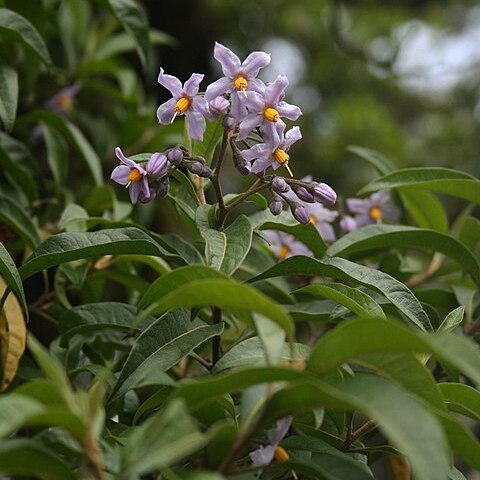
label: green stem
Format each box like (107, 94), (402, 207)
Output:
(224, 179), (269, 213)
(211, 129), (230, 229)
(212, 307), (222, 365)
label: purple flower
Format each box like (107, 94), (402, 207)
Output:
(111, 147), (150, 205)
(262, 231), (311, 260)
(250, 416), (293, 467)
(237, 74), (302, 141)
(314, 182), (337, 206)
(241, 125), (302, 174)
(208, 96), (230, 118)
(156, 68), (209, 141)
(46, 84), (81, 113)
(346, 191), (401, 228)
(146, 152), (168, 178)
(340, 215), (357, 233)
(205, 42), (270, 121)
(309, 203), (338, 243)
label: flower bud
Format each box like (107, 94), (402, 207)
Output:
(190, 162), (212, 178)
(146, 152), (168, 178)
(157, 178), (170, 198)
(269, 199), (283, 216)
(236, 160), (251, 176)
(271, 177), (289, 193)
(294, 186), (315, 203)
(167, 147), (183, 165)
(314, 182), (337, 206)
(209, 96), (230, 116)
(292, 205), (310, 224)
(340, 215), (357, 233)
(222, 115), (237, 131)
(138, 185), (155, 204)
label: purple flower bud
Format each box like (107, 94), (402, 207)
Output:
(340, 215), (357, 233)
(209, 96), (230, 116)
(222, 115), (237, 131)
(295, 186), (315, 203)
(138, 185), (156, 204)
(190, 162), (212, 178)
(269, 199), (283, 216)
(236, 161), (251, 176)
(146, 153), (168, 178)
(314, 182), (337, 206)
(292, 205), (310, 224)
(157, 179), (170, 198)
(167, 148), (183, 165)
(271, 177), (289, 193)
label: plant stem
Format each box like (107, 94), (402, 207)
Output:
(405, 252), (444, 288)
(224, 179), (268, 213)
(339, 419), (376, 451)
(212, 307), (222, 365)
(211, 129), (230, 229)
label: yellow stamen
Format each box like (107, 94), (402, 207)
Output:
(279, 244), (290, 260)
(264, 107), (279, 122)
(309, 215), (317, 225)
(274, 446), (289, 462)
(174, 96), (191, 114)
(273, 148), (289, 166)
(127, 168), (142, 184)
(58, 94), (73, 111)
(234, 75), (248, 91)
(369, 206), (382, 221)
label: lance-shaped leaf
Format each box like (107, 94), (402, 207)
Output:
(192, 117), (224, 165)
(0, 61), (18, 132)
(140, 279), (294, 339)
(358, 167), (480, 204)
(0, 242), (28, 318)
(18, 228), (170, 280)
(347, 145), (395, 175)
(110, 309), (223, 401)
(262, 373), (450, 480)
(250, 255), (431, 330)
(326, 224), (480, 285)
(0, 394), (45, 438)
(138, 265), (228, 309)
(295, 283), (386, 320)
(0, 9), (52, 66)
(107, 0), (150, 68)
(306, 317), (480, 387)
(438, 383), (480, 421)
(0, 439), (75, 479)
(200, 214), (253, 275)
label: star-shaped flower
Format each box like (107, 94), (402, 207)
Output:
(156, 69), (209, 141)
(346, 191), (401, 228)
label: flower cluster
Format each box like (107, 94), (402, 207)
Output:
(111, 41), (338, 231)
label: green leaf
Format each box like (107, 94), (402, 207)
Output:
(0, 242), (28, 318)
(296, 283), (386, 320)
(457, 216), (480, 252)
(263, 373), (450, 480)
(0, 439), (76, 479)
(347, 145), (395, 174)
(201, 214), (253, 275)
(0, 194), (40, 249)
(0, 61), (18, 132)
(0, 9), (52, 66)
(59, 302), (138, 346)
(282, 435), (374, 480)
(358, 167), (480, 204)
(192, 118), (224, 165)
(42, 123), (68, 184)
(138, 265), (228, 309)
(32, 111), (103, 185)
(306, 317), (480, 386)
(326, 224), (480, 285)
(213, 337), (310, 372)
(110, 309), (223, 401)
(439, 383), (480, 421)
(438, 306), (464, 333)
(107, 0), (150, 68)
(0, 393), (44, 438)
(141, 278), (295, 338)
(400, 188), (448, 232)
(19, 227), (169, 280)
(250, 255), (431, 330)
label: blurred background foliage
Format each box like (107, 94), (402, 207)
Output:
(1, 0), (479, 236)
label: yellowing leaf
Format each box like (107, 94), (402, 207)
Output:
(0, 277), (26, 391)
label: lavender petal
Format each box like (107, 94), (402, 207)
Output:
(237, 113), (262, 141)
(264, 74), (288, 105)
(110, 165), (130, 185)
(241, 143), (273, 162)
(283, 126), (302, 150)
(205, 77), (233, 102)
(157, 68), (182, 97)
(277, 101), (302, 121)
(156, 98), (177, 124)
(183, 73), (204, 97)
(185, 110), (206, 141)
(115, 147), (136, 168)
(346, 198), (370, 214)
(242, 50), (271, 77)
(249, 445), (276, 467)
(214, 42), (241, 78)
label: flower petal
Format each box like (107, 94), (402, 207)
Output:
(264, 74), (288, 105)
(241, 143), (273, 162)
(267, 416), (293, 445)
(244, 91), (266, 112)
(277, 101), (302, 120)
(183, 73), (204, 97)
(316, 222), (336, 243)
(283, 126), (302, 150)
(185, 110), (206, 141)
(157, 68), (182, 97)
(214, 42), (241, 78)
(346, 198), (370, 214)
(156, 98), (176, 124)
(248, 77), (267, 94)
(129, 181), (142, 204)
(110, 165), (130, 185)
(115, 147), (136, 167)
(230, 92), (248, 122)
(191, 96), (210, 118)
(237, 113), (262, 141)
(242, 50), (271, 77)
(371, 190), (390, 205)
(249, 445), (276, 467)
(205, 77), (233, 102)
(250, 156), (273, 173)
